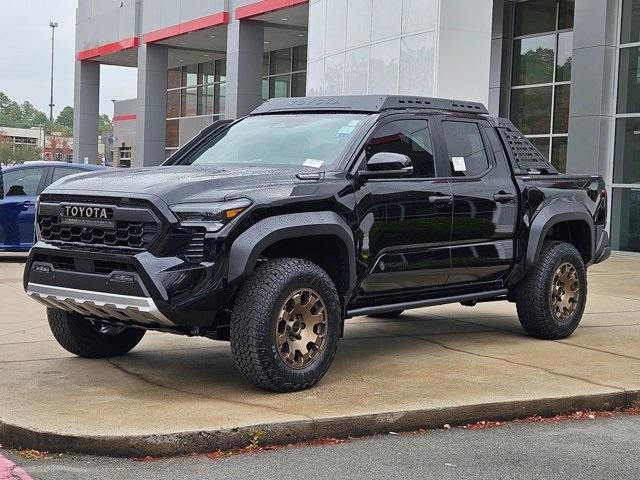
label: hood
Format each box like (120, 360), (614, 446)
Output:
(45, 165), (317, 205)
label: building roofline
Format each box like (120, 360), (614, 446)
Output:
(235, 0), (309, 20)
(77, 37), (139, 61)
(142, 11), (230, 44)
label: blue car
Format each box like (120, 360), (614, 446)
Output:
(0, 161), (105, 251)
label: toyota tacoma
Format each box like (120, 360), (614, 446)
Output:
(24, 95), (611, 392)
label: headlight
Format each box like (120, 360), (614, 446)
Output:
(170, 199), (252, 232)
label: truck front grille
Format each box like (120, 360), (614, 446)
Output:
(38, 217), (158, 250)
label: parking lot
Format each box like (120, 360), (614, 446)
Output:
(1, 254), (639, 456)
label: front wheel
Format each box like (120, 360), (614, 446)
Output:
(230, 258), (341, 392)
(48, 308), (146, 358)
(515, 241), (587, 339)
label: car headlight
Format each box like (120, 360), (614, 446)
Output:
(170, 199), (252, 232)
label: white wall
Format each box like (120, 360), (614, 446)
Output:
(306, 0), (493, 105)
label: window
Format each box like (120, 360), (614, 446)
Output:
(51, 167), (82, 184)
(119, 147), (132, 168)
(262, 45), (307, 100)
(611, 188), (640, 252)
(442, 121), (490, 177)
(2, 168), (44, 197)
(509, 0), (574, 172)
(365, 120), (435, 178)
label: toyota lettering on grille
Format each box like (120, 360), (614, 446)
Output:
(59, 205), (114, 226)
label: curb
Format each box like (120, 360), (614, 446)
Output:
(1, 390), (639, 457)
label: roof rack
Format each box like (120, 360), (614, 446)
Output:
(250, 95), (489, 116)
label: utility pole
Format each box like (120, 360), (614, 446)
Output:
(48, 21), (58, 124)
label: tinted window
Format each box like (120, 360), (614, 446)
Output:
(442, 121), (490, 177)
(1, 167), (44, 197)
(365, 120), (435, 178)
(51, 167), (83, 184)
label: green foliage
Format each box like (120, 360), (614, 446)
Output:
(98, 114), (112, 136)
(55, 106), (74, 129)
(0, 143), (42, 165)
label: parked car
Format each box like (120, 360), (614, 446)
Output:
(0, 161), (104, 251)
(23, 96), (610, 392)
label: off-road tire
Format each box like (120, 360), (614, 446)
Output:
(48, 308), (146, 358)
(369, 310), (404, 319)
(230, 258), (341, 392)
(515, 241), (587, 339)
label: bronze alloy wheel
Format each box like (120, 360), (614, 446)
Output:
(549, 262), (580, 321)
(276, 288), (328, 369)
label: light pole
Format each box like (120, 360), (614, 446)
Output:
(48, 21), (58, 124)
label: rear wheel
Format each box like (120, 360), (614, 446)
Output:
(48, 308), (146, 358)
(230, 258), (341, 392)
(515, 241), (587, 339)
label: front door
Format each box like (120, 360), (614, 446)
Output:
(352, 116), (453, 306)
(0, 166), (46, 250)
(436, 117), (518, 285)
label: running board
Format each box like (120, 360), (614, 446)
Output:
(345, 289), (509, 318)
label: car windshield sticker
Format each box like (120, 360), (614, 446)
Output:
(303, 159), (324, 168)
(452, 156), (467, 172)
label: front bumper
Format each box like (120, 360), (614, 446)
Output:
(24, 242), (232, 328)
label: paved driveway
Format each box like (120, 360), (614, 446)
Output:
(0, 255), (639, 455)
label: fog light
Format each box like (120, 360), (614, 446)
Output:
(33, 265), (51, 273)
(111, 274), (135, 283)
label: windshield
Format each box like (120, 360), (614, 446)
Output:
(182, 113), (369, 168)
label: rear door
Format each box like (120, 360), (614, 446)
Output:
(435, 117), (518, 285)
(0, 165), (47, 249)
(352, 115), (453, 305)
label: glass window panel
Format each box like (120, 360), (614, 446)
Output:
(529, 137), (551, 160)
(617, 47), (640, 114)
(262, 53), (270, 76)
(611, 188), (640, 252)
(366, 120), (435, 178)
(510, 86), (552, 135)
(441, 121), (490, 177)
(553, 84), (570, 134)
(558, 0), (575, 29)
(198, 62), (214, 84)
(166, 120), (179, 148)
(512, 34), (555, 86)
(181, 87), (197, 117)
(270, 48), (292, 75)
(556, 31), (573, 81)
(2, 168), (44, 196)
(215, 59), (226, 82)
(167, 68), (182, 89)
(551, 137), (568, 172)
(292, 72), (306, 97)
(262, 79), (269, 101)
(292, 45), (307, 71)
(214, 84), (225, 115)
(197, 85), (214, 115)
(621, 0), (640, 44)
(514, 0), (557, 36)
(614, 117), (640, 183)
(182, 65), (198, 87)
(269, 75), (291, 98)
(166, 89), (180, 118)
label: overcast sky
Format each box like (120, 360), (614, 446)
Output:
(0, 0), (137, 119)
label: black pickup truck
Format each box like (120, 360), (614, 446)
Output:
(24, 95), (610, 392)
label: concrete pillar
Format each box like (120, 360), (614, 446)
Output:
(225, 19), (264, 119)
(566, 0), (618, 178)
(306, 0), (492, 106)
(136, 43), (168, 167)
(488, 0), (514, 117)
(73, 60), (100, 164)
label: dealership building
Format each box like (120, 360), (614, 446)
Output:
(73, 0), (639, 253)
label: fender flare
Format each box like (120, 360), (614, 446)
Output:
(525, 201), (595, 270)
(227, 212), (357, 294)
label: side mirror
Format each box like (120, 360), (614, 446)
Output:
(359, 152), (413, 179)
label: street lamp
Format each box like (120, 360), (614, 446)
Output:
(48, 21), (58, 124)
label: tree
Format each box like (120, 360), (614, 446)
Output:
(55, 106), (74, 130)
(98, 114), (112, 136)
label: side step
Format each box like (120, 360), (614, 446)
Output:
(345, 289), (509, 318)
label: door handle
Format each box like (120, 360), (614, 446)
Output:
(493, 192), (516, 204)
(428, 194), (453, 205)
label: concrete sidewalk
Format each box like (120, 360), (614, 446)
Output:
(1, 255), (639, 456)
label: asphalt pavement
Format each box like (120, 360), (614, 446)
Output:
(3, 413), (639, 480)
